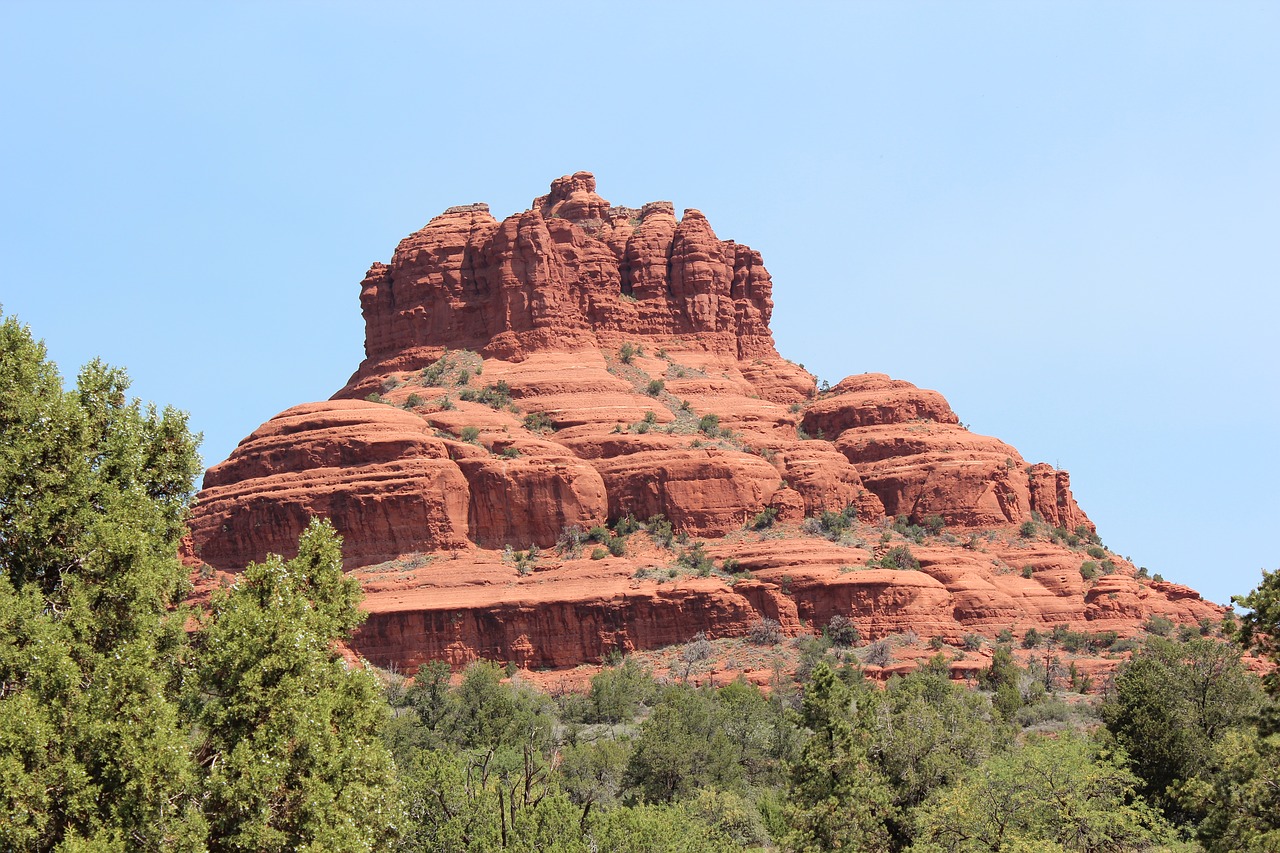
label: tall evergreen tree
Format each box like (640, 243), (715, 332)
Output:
(784, 662), (895, 853)
(190, 518), (399, 852)
(0, 314), (206, 850)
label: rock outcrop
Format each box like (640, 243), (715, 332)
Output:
(348, 171), (789, 389)
(188, 173), (1222, 678)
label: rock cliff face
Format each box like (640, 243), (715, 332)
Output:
(188, 173), (1220, 678)
(350, 171), (785, 385)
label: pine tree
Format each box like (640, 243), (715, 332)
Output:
(784, 662), (895, 853)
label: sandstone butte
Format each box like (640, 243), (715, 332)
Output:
(186, 172), (1224, 687)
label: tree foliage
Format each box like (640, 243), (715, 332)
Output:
(0, 314), (205, 851)
(1101, 636), (1260, 820)
(1235, 567), (1280, 695)
(908, 734), (1173, 852)
(785, 662), (895, 852)
(0, 314), (398, 852)
(191, 518), (398, 852)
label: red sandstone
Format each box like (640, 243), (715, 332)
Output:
(187, 173), (1223, 679)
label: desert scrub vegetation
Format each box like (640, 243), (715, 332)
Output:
(750, 506), (779, 530)
(419, 348), (483, 387)
(870, 544), (921, 570)
(458, 379), (514, 410)
(522, 410), (556, 433)
(802, 503), (858, 541)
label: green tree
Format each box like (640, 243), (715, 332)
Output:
(1173, 569), (1280, 851)
(1178, 725), (1280, 853)
(444, 661), (557, 754)
(585, 802), (739, 853)
(559, 738), (630, 821)
(908, 733), (1173, 852)
(0, 315), (206, 851)
(784, 662), (895, 853)
(397, 745), (575, 853)
(1235, 567), (1280, 695)
(587, 657), (655, 725)
(624, 684), (742, 803)
(383, 659), (453, 762)
(191, 518), (398, 852)
(1101, 636), (1260, 821)
(863, 661), (1011, 846)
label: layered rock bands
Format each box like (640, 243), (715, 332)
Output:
(187, 173), (1219, 675)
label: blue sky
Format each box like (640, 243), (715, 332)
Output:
(2, 2), (1276, 607)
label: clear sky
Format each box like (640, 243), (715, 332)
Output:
(2, 2), (1276, 607)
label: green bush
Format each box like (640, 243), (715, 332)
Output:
(751, 506), (779, 530)
(1109, 637), (1141, 653)
(458, 380), (512, 409)
(892, 515), (926, 543)
(645, 379), (664, 396)
(614, 514), (641, 536)
(1080, 561), (1099, 580)
(1014, 698), (1079, 728)
(803, 503), (857, 541)
(459, 426), (480, 443)
(1075, 524), (1100, 545)
(677, 542), (715, 576)
(1019, 520), (1038, 539)
(586, 524), (627, 557)
(522, 411), (555, 433)
(647, 514), (675, 548)
(875, 545), (920, 571)
(697, 413), (721, 436)
(824, 614), (860, 647)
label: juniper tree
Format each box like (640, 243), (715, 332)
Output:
(0, 313), (206, 851)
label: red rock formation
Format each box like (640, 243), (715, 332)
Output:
(186, 173), (1221, 678)
(345, 171), (784, 393)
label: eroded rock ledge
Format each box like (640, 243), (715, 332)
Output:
(187, 173), (1218, 675)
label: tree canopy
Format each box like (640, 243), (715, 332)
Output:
(0, 313), (397, 852)
(3, 310), (1277, 853)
